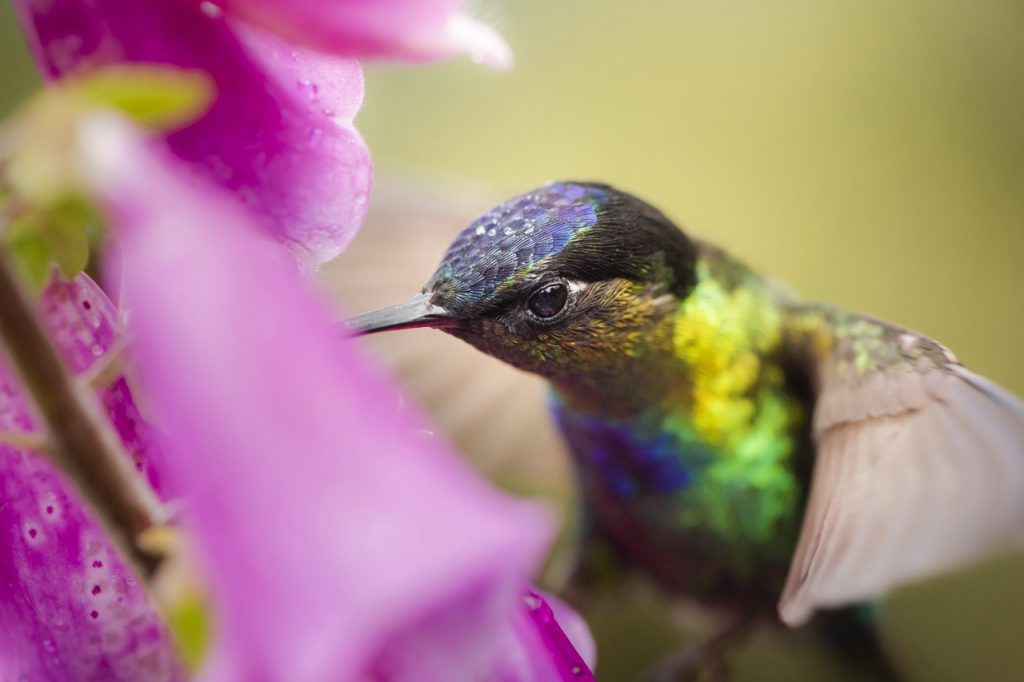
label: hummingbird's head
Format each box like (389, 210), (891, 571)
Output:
(349, 182), (698, 392)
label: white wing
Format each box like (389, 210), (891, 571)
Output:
(779, 316), (1024, 626)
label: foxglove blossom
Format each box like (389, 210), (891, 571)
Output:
(0, 275), (180, 680)
(14, 0), (508, 265)
(80, 115), (594, 680)
(7, 0), (597, 679)
(215, 0), (514, 69)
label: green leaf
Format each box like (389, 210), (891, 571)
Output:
(166, 590), (212, 672)
(2, 64), (212, 202)
(74, 65), (215, 132)
(0, 64), (207, 285)
(2, 196), (102, 290)
(1, 64), (214, 205)
(6, 223), (52, 291)
(43, 202), (94, 278)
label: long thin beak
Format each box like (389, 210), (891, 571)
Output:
(344, 293), (456, 336)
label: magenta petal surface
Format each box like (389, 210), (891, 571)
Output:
(14, 0), (371, 265)
(219, 0), (513, 69)
(0, 275), (178, 681)
(530, 591), (597, 678)
(83, 119), (569, 680)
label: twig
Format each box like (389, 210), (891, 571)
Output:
(0, 247), (165, 579)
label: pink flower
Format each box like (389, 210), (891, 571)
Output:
(216, 0), (514, 69)
(13, 0), (508, 266)
(6, 1), (596, 679)
(80, 115), (594, 681)
(0, 275), (181, 680)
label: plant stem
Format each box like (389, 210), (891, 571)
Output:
(0, 249), (164, 578)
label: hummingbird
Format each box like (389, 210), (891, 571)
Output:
(347, 182), (1024, 679)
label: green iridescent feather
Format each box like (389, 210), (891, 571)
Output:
(553, 245), (811, 600)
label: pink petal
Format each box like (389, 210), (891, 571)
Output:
(217, 0), (513, 69)
(13, 0), (371, 266)
(531, 591), (597, 676)
(0, 275), (179, 680)
(371, 584), (588, 681)
(82, 116), (574, 680)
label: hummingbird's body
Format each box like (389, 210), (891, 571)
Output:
(547, 245), (811, 610)
(350, 181), (1024, 678)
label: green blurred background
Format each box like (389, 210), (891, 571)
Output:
(3, 1), (1023, 680)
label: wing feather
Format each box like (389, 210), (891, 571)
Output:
(779, 320), (1024, 626)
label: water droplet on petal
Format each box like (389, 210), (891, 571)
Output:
(296, 79), (318, 100)
(307, 127), (323, 146)
(475, 225), (486, 236)
(487, 228), (497, 237)
(572, 665), (582, 676)
(522, 594), (541, 610)
(199, 1), (223, 19)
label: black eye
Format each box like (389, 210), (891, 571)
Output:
(527, 282), (569, 320)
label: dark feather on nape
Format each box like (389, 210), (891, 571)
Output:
(424, 181), (699, 318)
(556, 182), (699, 298)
